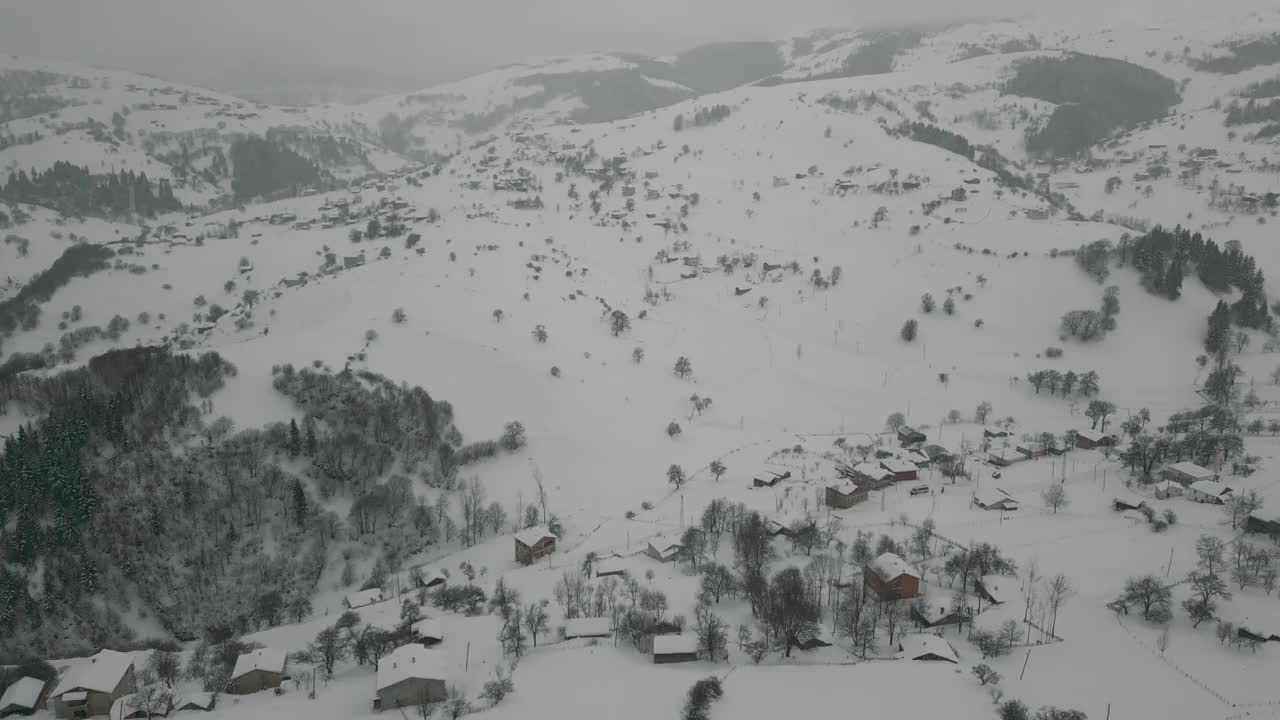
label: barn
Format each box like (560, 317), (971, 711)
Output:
(563, 617), (613, 640)
(514, 526), (557, 565)
(49, 650), (136, 719)
(228, 648), (287, 695)
(0, 677), (47, 717)
(1187, 480), (1233, 504)
(897, 634), (960, 663)
(344, 588), (384, 610)
(973, 489), (1019, 512)
(1074, 429), (1117, 450)
(652, 634), (699, 664)
(898, 426), (927, 446)
(864, 553), (921, 601)
(374, 644), (446, 711)
(1245, 513), (1280, 539)
(645, 536), (685, 563)
(825, 480), (868, 509)
(850, 462), (894, 489)
(988, 447), (1027, 467)
(1163, 461), (1216, 486)
(880, 458), (919, 483)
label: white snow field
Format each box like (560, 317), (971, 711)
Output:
(6, 3), (1280, 720)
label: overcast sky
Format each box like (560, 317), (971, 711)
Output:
(0, 0), (1202, 90)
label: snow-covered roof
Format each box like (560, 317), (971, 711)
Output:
(826, 479), (863, 495)
(1166, 461), (1215, 480)
(52, 649), (135, 697)
(974, 489), (1018, 508)
(652, 634), (699, 655)
(906, 450), (930, 465)
(1153, 480), (1180, 491)
(852, 462), (892, 479)
(230, 648), (287, 680)
(377, 644), (444, 692)
(989, 447), (1025, 462)
(514, 525), (556, 547)
(978, 575), (1017, 604)
(60, 691), (88, 704)
(1074, 428), (1114, 442)
(0, 677), (45, 710)
(175, 692), (215, 710)
(897, 634), (959, 663)
(344, 588), (384, 609)
(871, 552), (919, 581)
(1190, 480), (1232, 497)
(564, 617), (613, 638)
(412, 618), (444, 641)
(881, 458), (919, 474)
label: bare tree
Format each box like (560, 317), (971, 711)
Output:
(1195, 535), (1226, 575)
(1044, 574), (1073, 637)
(1041, 483), (1069, 514)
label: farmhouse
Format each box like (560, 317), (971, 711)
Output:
(906, 449), (932, 468)
(1187, 480), (1233, 504)
(228, 648), (287, 695)
(1153, 480), (1183, 500)
(374, 644), (446, 711)
(564, 617), (613, 639)
(983, 428), (1010, 439)
(850, 462), (894, 489)
(1162, 461), (1216, 486)
(987, 447), (1026, 467)
(413, 569), (447, 591)
(896, 634), (960, 663)
(864, 553), (922, 601)
(766, 518), (815, 539)
(1245, 513), (1280, 539)
(173, 694), (215, 713)
(911, 603), (966, 630)
(514, 526), (557, 565)
(1, 677), (47, 717)
(974, 575), (1017, 606)
(1112, 497), (1147, 512)
(973, 489), (1019, 512)
(880, 458), (919, 482)
(49, 649), (136, 719)
(825, 480), (868, 509)
(646, 536), (685, 562)
(594, 559), (627, 577)
(411, 618), (445, 646)
(1015, 441), (1046, 459)
(110, 693), (173, 719)
(1074, 429), (1117, 449)
(898, 426), (927, 445)
(652, 634), (699, 664)
(344, 588), (384, 609)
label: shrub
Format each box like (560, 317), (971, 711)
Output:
(1045, 346), (1064, 358)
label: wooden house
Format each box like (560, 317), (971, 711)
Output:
(987, 447), (1026, 467)
(652, 634), (699, 664)
(1074, 429), (1117, 450)
(1, 677), (47, 717)
(896, 635), (959, 663)
(753, 471), (791, 488)
(645, 536), (685, 563)
(374, 644), (445, 711)
(825, 480), (868, 509)
(972, 489), (1019, 512)
(1112, 497), (1147, 512)
(514, 526), (557, 565)
(880, 458), (919, 483)
(110, 693), (173, 719)
(228, 648), (287, 695)
(344, 588), (384, 610)
(50, 650), (136, 719)
(173, 694), (215, 713)
(897, 426), (927, 446)
(1153, 480), (1183, 499)
(410, 618), (444, 647)
(1245, 513), (1280, 539)
(848, 462), (894, 490)
(864, 553), (921, 601)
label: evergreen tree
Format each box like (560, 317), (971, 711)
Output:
(287, 418), (301, 458)
(291, 479), (308, 524)
(303, 416), (318, 456)
(1205, 300), (1233, 356)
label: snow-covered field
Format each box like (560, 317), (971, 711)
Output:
(6, 4), (1280, 720)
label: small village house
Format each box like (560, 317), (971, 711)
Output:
(652, 634), (699, 664)
(411, 568), (446, 591)
(906, 449), (931, 468)
(1187, 480), (1233, 504)
(972, 489), (1019, 512)
(974, 575), (1017, 606)
(988, 447), (1026, 467)
(1015, 441), (1046, 460)
(1162, 461), (1217, 486)
(880, 458), (919, 483)
(645, 536), (685, 563)
(228, 648), (287, 695)
(766, 517), (814, 539)
(1073, 429), (1117, 450)
(897, 426), (927, 446)
(594, 559), (627, 577)
(1, 677), (47, 717)
(849, 462), (894, 490)
(514, 526), (557, 565)
(1153, 480), (1182, 500)
(49, 649), (136, 719)
(410, 618), (444, 647)
(1245, 513), (1280, 539)
(825, 480), (868, 509)
(864, 553), (921, 601)
(563, 617), (613, 640)
(896, 635), (960, 663)
(983, 428), (1010, 439)
(343, 588), (384, 610)
(172, 694), (215, 713)
(374, 644), (446, 711)
(910, 603), (966, 630)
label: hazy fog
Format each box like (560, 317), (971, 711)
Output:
(0, 0), (1225, 99)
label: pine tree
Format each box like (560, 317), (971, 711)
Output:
(288, 418), (301, 458)
(291, 480), (308, 525)
(1165, 255), (1184, 300)
(1205, 300), (1233, 356)
(303, 416), (318, 456)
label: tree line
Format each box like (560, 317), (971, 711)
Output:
(1, 162), (181, 218)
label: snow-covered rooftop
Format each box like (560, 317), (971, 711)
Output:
(897, 634), (959, 663)
(344, 588), (384, 609)
(0, 676), (45, 710)
(231, 648), (287, 680)
(978, 575), (1018, 604)
(175, 692), (215, 710)
(377, 644), (444, 692)
(514, 525), (556, 546)
(413, 618), (444, 641)
(52, 649), (134, 697)
(881, 458), (919, 474)
(652, 634), (699, 655)
(871, 552), (919, 581)
(974, 489), (1018, 508)
(989, 447), (1026, 462)
(1190, 480), (1232, 497)
(826, 479), (862, 495)
(852, 462), (892, 479)
(1074, 428), (1114, 442)
(564, 617), (613, 638)
(1166, 461), (1215, 480)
